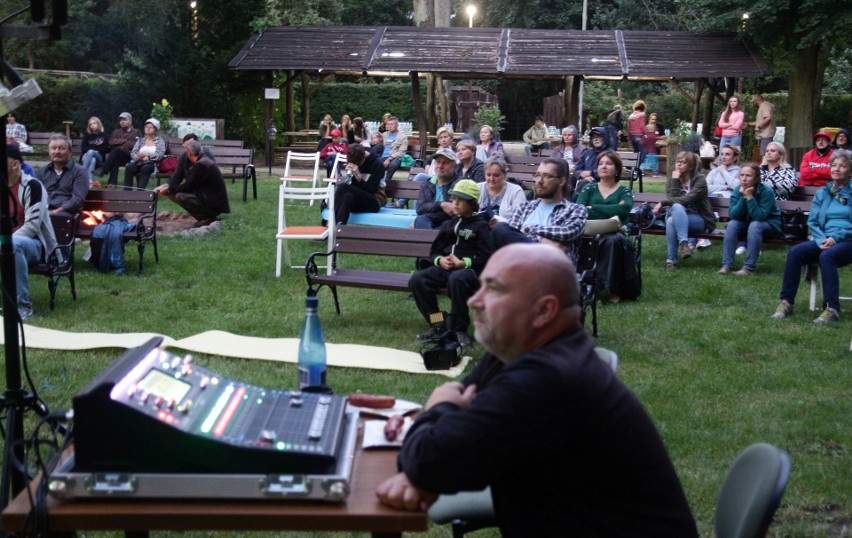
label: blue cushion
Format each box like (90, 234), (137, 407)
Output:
(321, 207), (417, 229)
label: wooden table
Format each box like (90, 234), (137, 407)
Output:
(2, 446), (426, 537)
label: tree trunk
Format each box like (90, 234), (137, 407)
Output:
(286, 71), (295, 137)
(786, 44), (822, 165)
(412, 0), (433, 26)
(300, 72), (310, 130)
(426, 74), (436, 134)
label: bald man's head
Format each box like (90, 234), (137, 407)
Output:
(468, 244), (582, 362)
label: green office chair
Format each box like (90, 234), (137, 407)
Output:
(715, 443), (791, 538)
(427, 347), (618, 538)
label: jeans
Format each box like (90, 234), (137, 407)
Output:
(13, 235), (45, 311)
(603, 124), (619, 150)
(719, 135), (742, 151)
(780, 240), (852, 311)
(524, 141), (550, 157)
(81, 150), (104, 179)
(630, 134), (645, 170)
(665, 203), (706, 262)
(722, 220), (777, 270)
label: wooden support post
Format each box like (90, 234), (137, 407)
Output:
(411, 71), (427, 162)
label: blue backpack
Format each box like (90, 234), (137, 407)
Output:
(91, 216), (133, 274)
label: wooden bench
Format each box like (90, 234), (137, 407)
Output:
(25, 132), (82, 160)
(157, 144), (257, 202)
(29, 213), (79, 310)
(77, 189), (159, 274)
(305, 225), (441, 314)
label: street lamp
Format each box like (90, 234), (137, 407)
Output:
(465, 4), (476, 28)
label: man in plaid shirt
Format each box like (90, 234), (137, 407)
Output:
(490, 158), (587, 262)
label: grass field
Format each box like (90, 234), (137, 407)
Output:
(1, 173), (850, 537)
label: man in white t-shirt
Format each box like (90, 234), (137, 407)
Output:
(490, 158), (587, 263)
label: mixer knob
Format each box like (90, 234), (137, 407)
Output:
(290, 398), (303, 408)
(259, 430), (277, 443)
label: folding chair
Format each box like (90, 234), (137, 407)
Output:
(281, 151), (322, 206)
(330, 153), (348, 179)
(275, 182), (332, 276)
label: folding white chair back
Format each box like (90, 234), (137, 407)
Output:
(281, 151), (322, 205)
(275, 182), (332, 276)
(330, 153), (348, 179)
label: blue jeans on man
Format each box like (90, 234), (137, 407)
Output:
(722, 220), (777, 271)
(13, 235), (45, 317)
(665, 203), (706, 263)
(780, 240), (852, 311)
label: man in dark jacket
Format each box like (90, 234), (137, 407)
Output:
(334, 144), (384, 225)
(102, 112), (141, 186)
(572, 126), (611, 195)
(414, 147), (460, 229)
(155, 140), (229, 228)
(378, 243), (698, 537)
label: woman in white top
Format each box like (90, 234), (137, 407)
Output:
(478, 157), (526, 225)
(124, 118), (166, 190)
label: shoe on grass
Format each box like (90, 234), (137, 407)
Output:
(734, 268), (753, 276)
(416, 327), (442, 341)
(771, 301), (792, 320)
(735, 245), (747, 256)
(666, 262), (678, 271)
(813, 307), (839, 324)
(718, 266), (732, 275)
(17, 306), (32, 321)
(678, 241), (694, 259)
(455, 331), (472, 347)
(696, 238), (712, 249)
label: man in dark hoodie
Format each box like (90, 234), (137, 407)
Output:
(410, 179), (491, 347)
(833, 128), (851, 151)
(572, 127), (611, 196)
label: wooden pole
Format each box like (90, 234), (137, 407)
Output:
(411, 71), (427, 162)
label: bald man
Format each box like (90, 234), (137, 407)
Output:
(377, 244), (697, 537)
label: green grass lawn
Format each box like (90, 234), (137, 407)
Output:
(2, 174), (850, 537)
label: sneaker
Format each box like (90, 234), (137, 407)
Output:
(813, 307), (839, 324)
(455, 331), (472, 347)
(679, 241), (694, 259)
(696, 238), (712, 249)
(191, 217), (218, 229)
(771, 301), (793, 320)
(666, 262), (678, 271)
(735, 245), (747, 256)
(17, 306), (32, 321)
(717, 266), (732, 275)
(734, 268), (753, 276)
(416, 327), (442, 341)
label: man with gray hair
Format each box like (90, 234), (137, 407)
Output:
(154, 140), (230, 228)
(38, 133), (89, 214)
(102, 112), (141, 185)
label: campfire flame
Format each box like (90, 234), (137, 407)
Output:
(83, 210), (105, 226)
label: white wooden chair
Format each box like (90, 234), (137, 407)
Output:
(330, 153), (348, 179)
(281, 151), (322, 206)
(275, 182), (333, 276)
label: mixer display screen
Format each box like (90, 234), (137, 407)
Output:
(137, 368), (191, 403)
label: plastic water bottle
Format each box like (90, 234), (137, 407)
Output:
(298, 296), (327, 389)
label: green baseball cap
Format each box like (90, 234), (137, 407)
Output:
(448, 179), (480, 201)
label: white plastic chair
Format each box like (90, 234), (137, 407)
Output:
(275, 182), (332, 276)
(281, 151), (322, 205)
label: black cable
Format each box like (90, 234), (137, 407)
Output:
(21, 409), (72, 537)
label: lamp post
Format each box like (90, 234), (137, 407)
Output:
(465, 4), (476, 28)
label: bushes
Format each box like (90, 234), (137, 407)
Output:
(302, 81), (426, 126)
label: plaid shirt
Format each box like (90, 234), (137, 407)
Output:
(508, 199), (588, 262)
(6, 123), (27, 143)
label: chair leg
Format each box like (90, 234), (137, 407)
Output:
(137, 242), (145, 274)
(152, 237), (159, 263)
(48, 277), (57, 311)
(69, 270), (77, 301)
(330, 285), (341, 315)
(276, 240), (284, 278)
